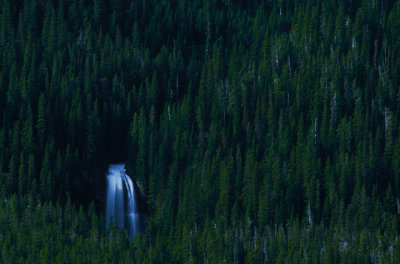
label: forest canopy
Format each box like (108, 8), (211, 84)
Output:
(1, 0), (400, 262)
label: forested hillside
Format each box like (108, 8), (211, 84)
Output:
(1, 0), (400, 262)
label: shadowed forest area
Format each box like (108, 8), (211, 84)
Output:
(1, 0), (400, 262)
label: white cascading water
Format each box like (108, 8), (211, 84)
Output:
(106, 164), (139, 239)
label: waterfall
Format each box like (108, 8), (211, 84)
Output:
(106, 164), (139, 239)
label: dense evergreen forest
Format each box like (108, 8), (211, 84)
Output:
(1, 0), (400, 262)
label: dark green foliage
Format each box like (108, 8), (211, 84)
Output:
(1, 0), (400, 262)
